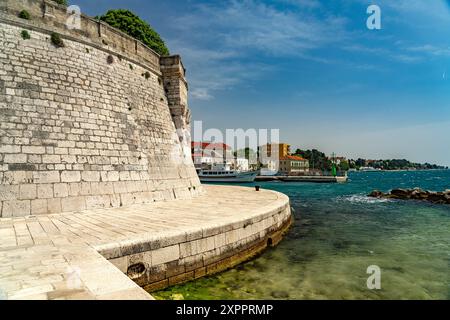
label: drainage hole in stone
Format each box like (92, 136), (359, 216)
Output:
(127, 263), (146, 278)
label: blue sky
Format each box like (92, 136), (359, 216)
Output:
(74, 0), (450, 166)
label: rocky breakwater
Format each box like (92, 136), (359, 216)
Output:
(368, 188), (450, 204)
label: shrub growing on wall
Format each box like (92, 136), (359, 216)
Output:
(18, 10), (30, 20)
(52, 0), (68, 6)
(96, 9), (170, 56)
(50, 32), (65, 48)
(21, 30), (31, 40)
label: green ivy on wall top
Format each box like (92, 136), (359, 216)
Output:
(53, 0), (68, 6)
(96, 9), (170, 56)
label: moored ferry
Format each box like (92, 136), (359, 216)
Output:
(196, 163), (258, 183)
(196, 169), (258, 183)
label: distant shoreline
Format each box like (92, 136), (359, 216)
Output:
(350, 168), (449, 173)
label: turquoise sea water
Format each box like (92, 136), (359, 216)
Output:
(154, 170), (450, 300)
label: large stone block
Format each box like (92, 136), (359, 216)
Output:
(0, 145), (21, 154)
(22, 146), (46, 154)
(42, 155), (61, 164)
(2, 200), (31, 217)
(61, 171), (81, 183)
(81, 171), (100, 182)
(37, 184), (53, 199)
(151, 245), (180, 266)
(61, 197), (86, 212)
(85, 195), (111, 209)
(19, 184), (37, 200)
(0, 185), (20, 201)
(4, 154), (27, 164)
(47, 198), (61, 214)
(53, 183), (69, 198)
(31, 199), (48, 215)
(33, 171), (60, 184)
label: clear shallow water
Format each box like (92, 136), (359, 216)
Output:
(153, 170), (450, 300)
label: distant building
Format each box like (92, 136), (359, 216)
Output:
(234, 158), (249, 171)
(334, 157), (347, 165)
(191, 142), (233, 168)
(192, 142), (252, 171)
(258, 143), (289, 176)
(192, 153), (214, 167)
(259, 143), (290, 159)
(279, 155), (309, 175)
(259, 159), (279, 176)
(258, 143), (310, 175)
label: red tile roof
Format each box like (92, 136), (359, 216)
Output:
(192, 153), (206, 158)
(191, 142), (231, 150)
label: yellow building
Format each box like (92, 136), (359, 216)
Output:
(259, 143), (310, 175)
(260, 143), (290, 159)
(279, 155), (310, 174)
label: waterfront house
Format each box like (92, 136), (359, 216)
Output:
(259, 143), (291, 159)
(258, 143), (291, 175)
(191, 141), (234, 168)
(235, 158), (250, 171)
(279, 155), (310, 175)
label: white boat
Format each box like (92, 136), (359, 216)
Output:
(359, 167), (381, 172)
(196, 169), (258, 183)
(196, 163), (258, 183)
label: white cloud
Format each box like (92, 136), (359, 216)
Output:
(280, 0), (322, 9)
(167, 0), (450, 102)
(202, 0), (348, 55)
(408, 44), (450, 57)
(190, 88), (213, 101)
(382, 0), (450, 21)
(342, 44), (423, 64)
(167, 0), (350, 101)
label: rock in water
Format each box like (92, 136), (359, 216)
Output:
(410, 188), (428, 200)
(368, 188), (449, 205)
(444, 193), (450, 204)
(390, 189), (411, 199)
(368, 190), (384, 198)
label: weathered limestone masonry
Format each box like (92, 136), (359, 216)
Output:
(102, 187), (293, 292)
(0, 0), (202, 217)
(0, 0), (294, 300)
(160, 56), (191, 148)
(0, 185), (292, 299)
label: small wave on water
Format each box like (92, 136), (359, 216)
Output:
(335, 194), (391, 204)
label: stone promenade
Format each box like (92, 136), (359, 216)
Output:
(0, 185), (291, 300)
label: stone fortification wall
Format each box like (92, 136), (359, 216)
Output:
(0, 0), (202, 217)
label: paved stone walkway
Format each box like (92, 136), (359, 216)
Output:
(0, 185), (289, 300)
